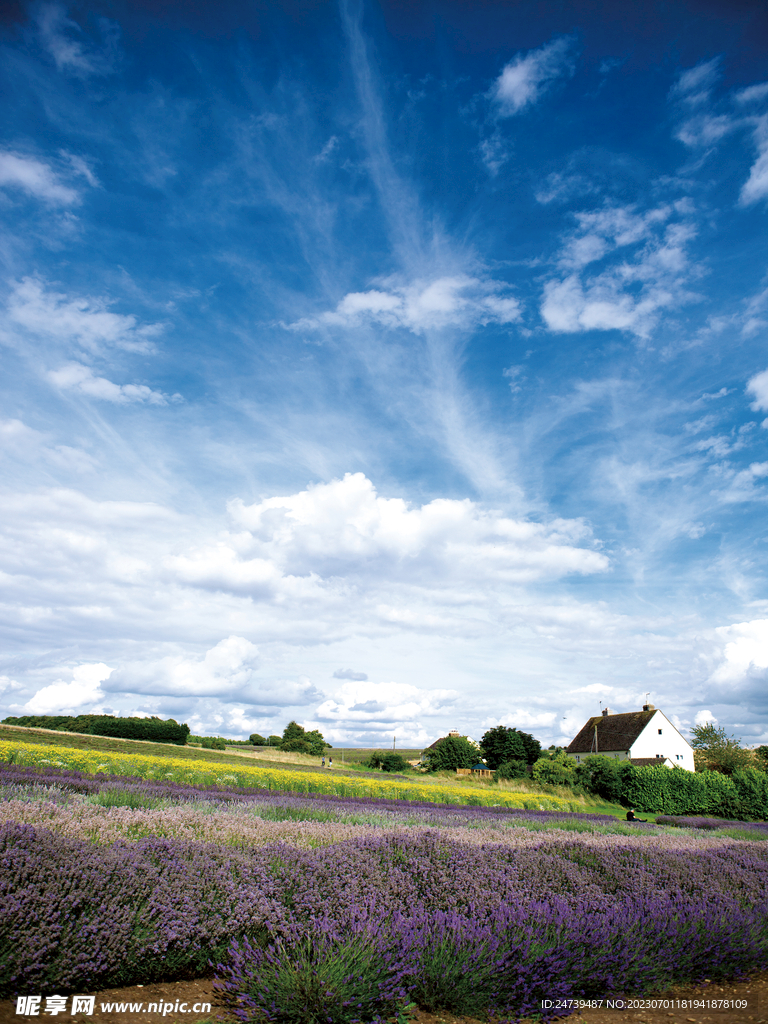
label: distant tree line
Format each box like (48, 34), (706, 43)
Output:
(3, 714), (189, 746)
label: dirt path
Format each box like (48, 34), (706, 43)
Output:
(1, 972), (764, 1024)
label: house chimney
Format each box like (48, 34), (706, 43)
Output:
(601, 707), (609, 717)
(448, 729), (461, 737)
(642, 703), (655, 711)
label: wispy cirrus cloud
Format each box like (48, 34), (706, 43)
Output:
(739, 116), (768, 206)
(6, 278), (164, 355)
(0, 151), (79, 205)
(47, 363), (179, 405)
(36, 4), (120, 77)
(490, 36), (575, 117)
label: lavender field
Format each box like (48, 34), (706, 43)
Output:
(2, 764), (768, 1023)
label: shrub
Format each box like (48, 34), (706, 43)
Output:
(532, 751), (578, 787)
(249, 734), (267, 746)
(494, 759), (527, 781)
(380, 753), (409, 773)
(201, 737), (227, 751)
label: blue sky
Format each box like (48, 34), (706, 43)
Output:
(1, 0), (768, 748)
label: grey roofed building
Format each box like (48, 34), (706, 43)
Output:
(566, 710), (655, 754)
(565, 704), (695, 771)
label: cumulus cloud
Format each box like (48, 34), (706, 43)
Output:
(0, 151), (79, 205)
(540, 205), (698, 338)
(107, 636), (324, 706)
(694, 709), (717, 726)
(490, 37), (575, 116)
(709, 619), (768, 686)
(333, 668), (368, 681)
(286, 276), (520, 335)
(314, 679), (458, 743)
(747, 368), (768, 412)
(216, 472), (609, 587)
(47, 363), (176, 405)
(6, 278), (164, 355)
(23, 662), (112, 714)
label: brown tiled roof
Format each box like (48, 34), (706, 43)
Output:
(566, 711), (655, 754)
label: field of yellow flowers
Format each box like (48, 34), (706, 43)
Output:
(0, 738), (578, 810)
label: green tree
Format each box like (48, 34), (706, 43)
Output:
(424, 736), (479, 772)
(480, 725), (541, 769)
(249, 733), (266, 746)
(267, 735), (282, 746)
(280, 721), (329, 756)
(753, 745), (768, 772)
(691, 723), (753, 776)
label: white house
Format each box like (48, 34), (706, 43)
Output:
(565, 704), (695, 771)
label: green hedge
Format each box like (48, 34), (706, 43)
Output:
(2, 715), (190, 746)
(620, 763), (768, 819)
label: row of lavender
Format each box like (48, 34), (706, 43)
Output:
(5, 762), (768, 835)
(0, 762), (623, 826)
(3, 817), (768, 1020)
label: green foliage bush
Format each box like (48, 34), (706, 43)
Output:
(532, 751), (579, 787)
(493, 759), (527, 781)
(249, 733), (267, 746)
(2, 714), (189, 745)
(200, 737), (227, 750)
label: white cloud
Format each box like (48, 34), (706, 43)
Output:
(489, 710), (558, 729)
(734, 82), (768, 105)
(47, 363), (176, 405)
(287, 275), (521, 335)
(694, 709), (717, 726)
(7, 278), (164, 354)
(747, 368), (768, 412)
(315, 679), (458, 744)
(671, 58), (721, 106)
(490, 37), (574, 116)
(221, 472), (609, 586)
(541, 205), (698, 338)
(36, 4), (119, 77)
(709, 619), (768, 685)
(333, 668), (368, 681)
(0, 151), (79, 205)
(23, 662), (112, 714)
(739, 117), (768, 206)
(107, 636), (323, 705)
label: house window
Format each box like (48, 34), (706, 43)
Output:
(658, 728), (662, 734)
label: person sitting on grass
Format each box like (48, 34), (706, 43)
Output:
(626, 808), (647, 822)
